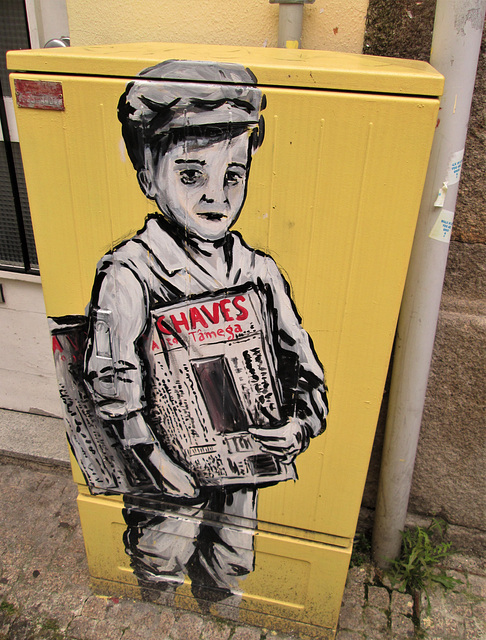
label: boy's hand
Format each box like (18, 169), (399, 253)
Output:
(248, 418), (309, 464)
(148, 447), (199, 499)
(117, 414), (199, 499)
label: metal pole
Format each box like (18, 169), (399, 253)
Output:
(277, 3), (304, 48)
(270, 0), (315, 49)
(372, 0), (486, 566)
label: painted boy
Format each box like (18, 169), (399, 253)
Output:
(84, 60), (328, 599)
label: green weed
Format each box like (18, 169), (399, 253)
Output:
(387, 518), (461, 619)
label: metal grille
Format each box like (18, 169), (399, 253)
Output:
(0, 0), (38, 272)
(0, 0), (30, 98)
(0, 140), (23, 266)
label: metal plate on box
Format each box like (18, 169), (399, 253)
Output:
(14, 79), (64, 110)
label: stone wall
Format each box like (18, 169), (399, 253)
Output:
(362, 0), (485, 551)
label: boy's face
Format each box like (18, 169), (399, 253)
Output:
(144, 132), (251, 242)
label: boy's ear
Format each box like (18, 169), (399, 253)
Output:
(137, 146), (157, 199)
(137, 168), (156, 199)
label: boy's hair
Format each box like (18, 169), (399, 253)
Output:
(118, 60), (266, 172)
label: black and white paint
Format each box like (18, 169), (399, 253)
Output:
(50, 60), (328, 602)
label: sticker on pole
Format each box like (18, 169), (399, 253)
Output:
(429, 209), (455, 243)
(446, 149), (464, 186)
(14, 79), (64, 111)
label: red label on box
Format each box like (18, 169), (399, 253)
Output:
(14, 79), (64, 111)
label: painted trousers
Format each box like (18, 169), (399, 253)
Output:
(122, 487), (258, 599)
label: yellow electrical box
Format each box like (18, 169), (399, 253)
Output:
(8, 43), (442, 638)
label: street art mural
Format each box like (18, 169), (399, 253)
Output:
(49, 60), (328, 602)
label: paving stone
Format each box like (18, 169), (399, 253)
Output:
(471, 599), (486, 619)
(67, 615), (100, 640)
(1, 613), (38, 640)
(335, 631), (364, 640)
(466, 573), (486, 598)
(362, 606), (388, 636)
(422, 604), (465, 639)
(391, 612), (415, 638)
(338, 600), (363, 631)
(341, 580), (365, 608)
(0, 607), (18, 639)
(108, 598), (171, 629)
(378, 574), (394, 590)
(169, 612), (205, 640)
(390, 591), (413, 617)
(7, 578), (89, 632)
(92, 618), (125, 640)
(346, 566), (371, 588)
(464, 615), (486, 640)
(201, 617), (233, 640)
(0, 583), (10, 601)
(122, 607), (175, 640)
(81, 594), (111, 619)
(443, 553), (486, 576)
(367, 586), (389, 610)
(269, 633), (302, 640)
(446, 588), (473, 615)
(230, 625), (264, 640)
(423, 588), (443, 614)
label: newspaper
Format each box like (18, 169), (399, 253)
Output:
(146, 284), (296, 487)
(49, 316), (157, 495)
(48, 283), (295, 495)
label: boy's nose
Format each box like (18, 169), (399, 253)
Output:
(201, 173), (227, 205)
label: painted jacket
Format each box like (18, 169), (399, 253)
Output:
(84, 216), (328, 443)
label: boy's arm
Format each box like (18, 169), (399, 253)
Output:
(84, 261), (146, 419)
(251, 258), (329, 461)
(84, 261), (198, 498)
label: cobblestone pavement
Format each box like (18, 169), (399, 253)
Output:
(0, 459), (484, 640)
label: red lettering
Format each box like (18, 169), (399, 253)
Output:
(151, 341), (160, 351)
(190, 306), (209, 330)
(52, 336), (63, 353)
(233, 295), (248, 321)
(66, 335), (79, 351)
(170, 312), (189, 333)
(200, 303), (220, 324)
(156, 316), (172, 335)
(220, 299), (234, 321)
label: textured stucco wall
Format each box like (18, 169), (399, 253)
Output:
(66, 0), (368, 52)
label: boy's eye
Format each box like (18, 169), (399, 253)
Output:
(225, 170), (244, 187)
(179, 169), (204, 185)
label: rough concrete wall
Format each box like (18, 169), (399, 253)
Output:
(362, 0), (486, 544)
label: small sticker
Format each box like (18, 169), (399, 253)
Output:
(429, 209), (454, 243)
(14, 79), (64, 111)
(446, 149), (464, 186)
(434, 182), (448, 207)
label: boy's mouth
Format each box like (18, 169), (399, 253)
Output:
(197, 212), (226, 221)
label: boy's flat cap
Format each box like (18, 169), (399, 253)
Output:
(120, 59), (264, 134)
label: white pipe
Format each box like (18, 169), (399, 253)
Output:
(372, 0), (486, 567)
(277, 3), (304, 48)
